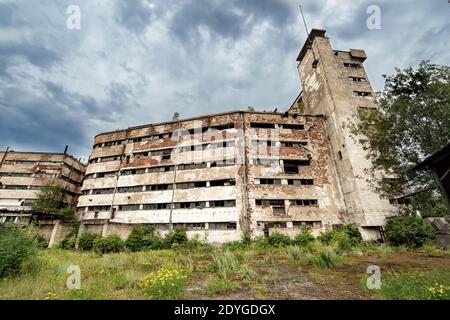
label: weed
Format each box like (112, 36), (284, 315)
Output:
(142, 263), (188, 300)
(287, 246), (302, 263)
(204, 276), (238, 296)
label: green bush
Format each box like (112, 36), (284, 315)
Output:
(293, 228), (315, 246)
(164, 227), (188, 248)
(268, 232), (291, 247)
(385, 215), (436, 248)
(253, 236), (269, 248)
(339, 224), (363, 245)
(125, 225), (164, 251)
(59, 233), (77, 250)
(318, 224), (362, 251)
(93, 235), (125, 254)
(223, 241), (244, 251)
(78, 233), (102, 251)
(0, 226), (39, 278)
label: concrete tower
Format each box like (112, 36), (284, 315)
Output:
(295, 29), (396, 239)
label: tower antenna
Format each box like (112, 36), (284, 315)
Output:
(299, 2), (318, 66)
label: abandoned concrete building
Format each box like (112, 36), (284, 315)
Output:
(76, 29), (396, 242)
(0, 150), (86, 244)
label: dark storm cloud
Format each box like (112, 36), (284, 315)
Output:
(0, 43), (60, 69)
(0, 0), (448, 159)
(115, 0), (153, 33)
(0, 2), (18, 27)
(170, 0), (294, 43)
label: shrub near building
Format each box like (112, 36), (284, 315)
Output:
(0, 226), (40, 278)
(385, 215), (436, 248)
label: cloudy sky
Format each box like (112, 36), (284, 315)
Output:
(0, 0), (449, 160)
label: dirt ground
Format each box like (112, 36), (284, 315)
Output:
(187, 251), (450, 300)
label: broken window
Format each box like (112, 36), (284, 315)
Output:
(256, 199), (284, 206)
(283, 160), (310, 174)
(344, 62), (360, 68)
(282, 124), (304, 130)
(209, 222), (237, 230)
(252, 159), (279, 166)
(176, 181), (207, 189)
(148, 166), (175, 173)
(174, 223), (205, 231)
(288, 179), (314, 186)
(92, 188), (115, 195)
(289, 199), (318, 206)
(148, 184), (173, 191)
(209, 200), (236, 208)
(263, 222), (287, 229)
(349, 76), (366, 82)
(250, 123), (276, 129)
(174, 202), (207, 209)
(259, 179), (282, 185)
(118, 186), (143, 193)
(177, 163), (208, 170)
(210, 179), (235, 187)
(118, 204), (140, 211)
(143, 203), (170, 210)
(88, 205), (111, 212)
(293, 221), (322, 228)
(134, 152), (149, 159)
(353, 91), (372, 97)
(280, 141), (308, 148)
(210, 160), (235, 168)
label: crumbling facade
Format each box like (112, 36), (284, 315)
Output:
(76, 29), (396, 242)
(292, 29), (396, 239)
(77, 112), (346, 242)
(0, 151), (86, 244)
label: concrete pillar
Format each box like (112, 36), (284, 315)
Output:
(48, 220), (61, 248)
(75, 223), (85, 250)
(102, 222), (109, 237)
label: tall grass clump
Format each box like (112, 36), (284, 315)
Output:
(287, 246), (302, 263)
(211, 250), (241, 278)
(301, 242), (339, 268)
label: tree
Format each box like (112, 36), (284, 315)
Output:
(349, 61), (450, 217)
(32, 185), (75, 218)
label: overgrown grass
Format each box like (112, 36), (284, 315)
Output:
(0, 242), (448, 300)
(376, 269), (450, 300)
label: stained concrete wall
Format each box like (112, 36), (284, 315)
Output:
(297, 30), (397, 239)
(77, 111), (345, 242)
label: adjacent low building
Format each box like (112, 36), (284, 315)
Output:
(0, 150), (86, 243)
